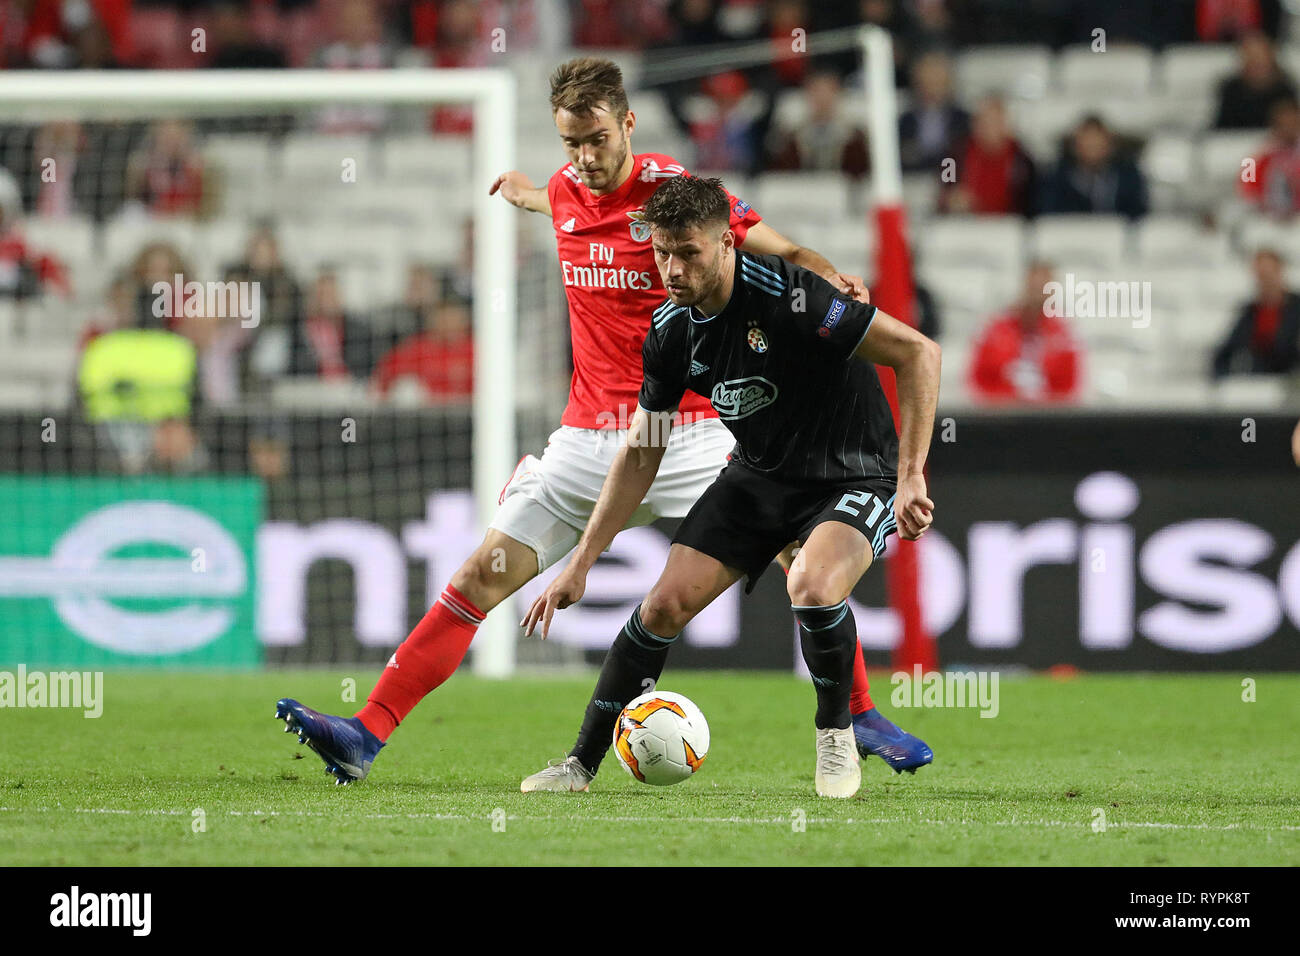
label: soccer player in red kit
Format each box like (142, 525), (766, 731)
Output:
(274, 57), (932, 789)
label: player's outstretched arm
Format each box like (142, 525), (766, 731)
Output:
(855, 311), (942, 541)
(740, 221), (869, 303)
(488, 170), (552, 216)
(521, 405), (676, 638)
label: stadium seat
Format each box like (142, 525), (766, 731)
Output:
(1158, 44), (1238, 102)
(937, 339), (971, 402)
(406, 224), (467, 267)
(1133, 217), (1231, 269)
(1212, 375), (1295, 409)
(753, 172), (865, 234)
(1237, 218), (1300, 261)
(917, 263), (996, 317)
(1013, 95), (1157, 157)
(1087, 344), (1151, 403)
(770, 87), (871, 133)
(1121, 375), (1213, 409)
(279, 134), (378, 184)
(202, 134), (274, 181)
(21, 216), (96, 281)
(807, 220), (873, 280)
(1148, 92), (1216, 134)
(914, 215), (1026, 276)
(1031, 215), (1127, 272)
(337, 261), (406, 312)
(100, 213), (202, 274)
(1169, 303), (1231, 358)
(1141, 135), (1197, 212)
(382, 135), (473, 181)
(1008, 97), (1089, 161)
(1088, 97), (1164, 139)
(1057, 45), (1155, 99)
(270, 377), (375, 409)
(954, 46), (1053, 104)
(194, 218), (256, 278)
(1195, 262), (1255, 321)
(622, 90), (679, 143)
(202, 134), (277, 219)
(1198, 129), (1268, 195)
(902, 173), (939, 218)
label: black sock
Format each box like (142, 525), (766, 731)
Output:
(569, 604), (676, 774)
(794, 601), (857, 729)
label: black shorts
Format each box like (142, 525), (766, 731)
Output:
(672, 462), (898, 593)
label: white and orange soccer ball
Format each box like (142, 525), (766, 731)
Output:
(612, 690), (710, 786)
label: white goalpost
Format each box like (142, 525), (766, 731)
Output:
(0, 69), (520, 677)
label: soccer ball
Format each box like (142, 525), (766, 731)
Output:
(612, 690), (710, 786)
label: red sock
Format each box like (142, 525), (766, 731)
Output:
(355, 584), (485, 741)
(850, 639), (874, 715)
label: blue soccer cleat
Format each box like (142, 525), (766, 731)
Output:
(274, 697), (384, 785)
(852, 708), (933, 774)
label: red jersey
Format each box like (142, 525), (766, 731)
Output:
(968, 311), (1082, 403)
(547, 152), (762, 428)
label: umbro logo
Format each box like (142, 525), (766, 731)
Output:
(560, 218), (576, 232)
(690, 360), (709, 377)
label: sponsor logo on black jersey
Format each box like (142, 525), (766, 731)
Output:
(819, 298), (847, 338)
(711, 376), (778, 420)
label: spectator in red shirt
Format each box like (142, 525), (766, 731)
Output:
(1211, 247), (1300, 378)
(19, 0), (131, 68)
(940, 95), (1037, 216)
(373, 271), (473, 401)
(1199, 0), (1280, 42)
(969, 261), (1083, 403)
(1241, 93), (1300, 217)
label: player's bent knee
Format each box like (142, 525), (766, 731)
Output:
(449, 538), (538, 611)
(639, 590), (694, 637)
(786, 575), (849, 610)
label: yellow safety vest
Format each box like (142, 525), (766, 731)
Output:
(79, 329), (196, 422)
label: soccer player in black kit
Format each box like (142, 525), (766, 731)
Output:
(523, 175), (941, 797)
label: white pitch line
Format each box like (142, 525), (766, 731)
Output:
(0, 806), (1296, 832)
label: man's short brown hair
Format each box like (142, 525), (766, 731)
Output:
(549, 57), (630, 121)
(642, 175), (731, 236)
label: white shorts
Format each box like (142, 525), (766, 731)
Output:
(490, 418), (737, 571)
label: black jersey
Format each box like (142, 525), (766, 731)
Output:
(638, 250), (900, 484)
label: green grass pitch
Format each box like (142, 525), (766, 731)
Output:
(1, 670), (1296, 866)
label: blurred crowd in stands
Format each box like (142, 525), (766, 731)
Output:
(0, 0), (1299, 424)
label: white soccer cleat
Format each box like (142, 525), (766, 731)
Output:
(520, 755), (594, 793)
(815, 727), (862, 798)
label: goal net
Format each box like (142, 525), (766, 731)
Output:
(0, 68), (573, 676)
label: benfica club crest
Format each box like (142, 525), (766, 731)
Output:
(627, 210), (652, 242)
(747, 328), (769, 353)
